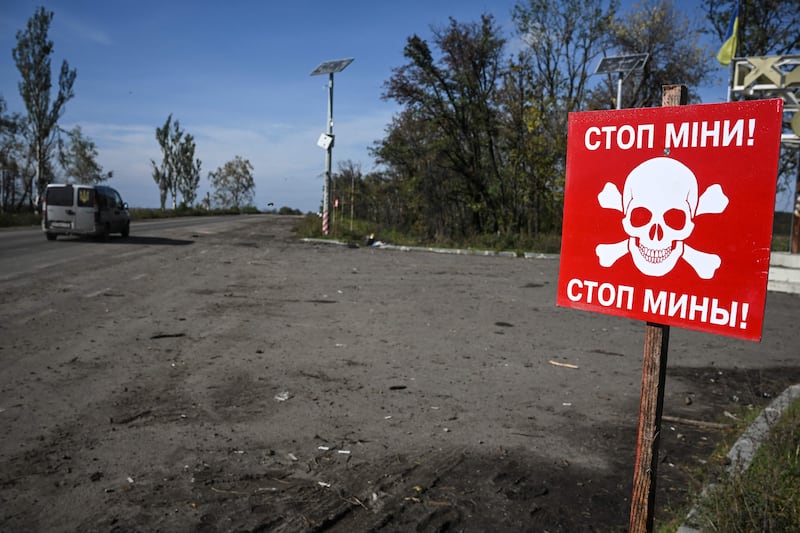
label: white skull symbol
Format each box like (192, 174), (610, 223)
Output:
(621, 157), (697, 276)
(595, 157), (728, 279)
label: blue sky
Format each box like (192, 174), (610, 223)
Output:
(1, 1), (743, 212)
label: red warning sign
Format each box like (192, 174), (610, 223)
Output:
(557, 99), (784, 341)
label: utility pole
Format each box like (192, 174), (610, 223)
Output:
(311, 58), (354, 236)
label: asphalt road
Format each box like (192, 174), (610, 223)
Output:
(0, 215), (261, 282)
(1, 214), (798, 531)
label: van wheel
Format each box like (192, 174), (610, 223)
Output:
(45, 232), (57, 241)
(121, 222), (130, 238)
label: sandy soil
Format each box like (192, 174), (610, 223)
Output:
(1, 215), (798, 532)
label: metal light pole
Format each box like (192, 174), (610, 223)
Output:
(311, 57), (353, 235)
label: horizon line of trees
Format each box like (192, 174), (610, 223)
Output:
(149, 113), (256, 211)
(328, 0), (797, 242)
(3, 1), (797, 231)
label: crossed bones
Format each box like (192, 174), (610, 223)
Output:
(594, 157), (729, 280)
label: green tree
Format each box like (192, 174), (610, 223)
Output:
(330, 159), (363, 222)
(511, 0), (618, 232)
(58, 125), (112, 184)
(0, 96), (14, 134)
(588, 0), (713, 109)
(0, 96), (38, 212)
(372, 5), (617, 239)
(150, 114), (201, 209)
(0, 96), (23, 211)
(513, 0), (618, 114)
(377, 15), (507, 239)
(496, 56), (561, 235)
(371, 108), (447, 236)
(175, 133), (201, 207)
(209, 155), (255, 209)
(12, 7), (76, 207)
(151, 115), (175, 210)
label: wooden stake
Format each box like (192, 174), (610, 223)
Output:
(628, 322), (670, 532)
(792, 150), (799, 254)
(628, 84), (687, 533)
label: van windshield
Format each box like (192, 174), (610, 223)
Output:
(46, 186), (73, 206)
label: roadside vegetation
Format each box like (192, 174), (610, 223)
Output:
(127, 206), (261, 220)
(771, 211), (795, 252)
(295, 211), (563, 253)
(3, 1), (797, 249)
(679, 396), (800, 532)
(294, 211), (794, 256)
(314, 0), (797, 249)
(0, 205), (288, 228)
(0, 211), (39, 228)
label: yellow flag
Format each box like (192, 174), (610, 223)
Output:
(716, 5), (739, 66)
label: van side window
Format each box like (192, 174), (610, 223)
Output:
(77, 188), (95, 207)
(46, 186), (73, 206)
(99, 190), (114, 209)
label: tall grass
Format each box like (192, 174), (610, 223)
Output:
(0, 206), (266, 227)
(0, 212), (40, 227)
(294, 213), (564, 254)
(692, 398), (800, 532)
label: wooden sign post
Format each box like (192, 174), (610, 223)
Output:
(628, 320), (670, 531)
(627, 84), (686, 533)
(556, 83), (783, 531)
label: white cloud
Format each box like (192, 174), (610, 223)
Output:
(57, 11), (112, 46)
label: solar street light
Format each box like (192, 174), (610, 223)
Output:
(595, 53), (649, 109)
(311, 58), (354, 235)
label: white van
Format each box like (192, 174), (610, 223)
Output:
(42, 184), (130, 240)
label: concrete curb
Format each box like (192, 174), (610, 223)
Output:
(375, 243), (519, 258)
(301, 238), (559, 259)
(677, 383), (800, 532)
(300, 238), (354, 247)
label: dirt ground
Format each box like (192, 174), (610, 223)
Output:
(1, 215), (799, 532)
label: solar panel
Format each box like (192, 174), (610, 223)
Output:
(595, 54), (649, 74)
(310, 58), (355, 76)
